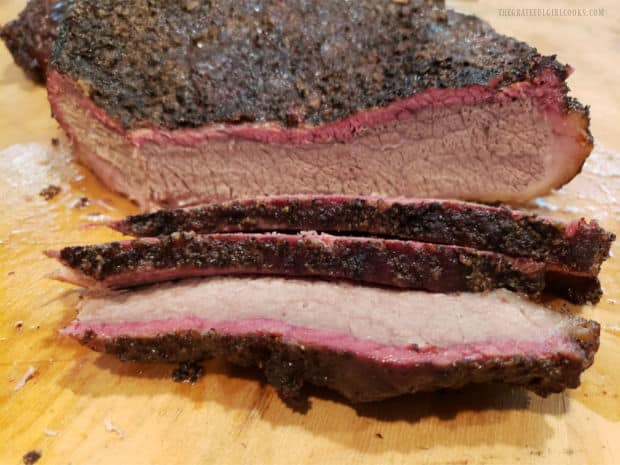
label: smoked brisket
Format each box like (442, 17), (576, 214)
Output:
(47, 232), (547, 296)
(40, 0), (592, 207)
(0, 0), (68, 83)
(65, 277), (601, 402)
(48, 231), (604, 303)
(111, 195), (615, 276)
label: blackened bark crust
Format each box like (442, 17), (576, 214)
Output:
(1, 0), (69, 83)
(113, 197), (615, 276)
(51, 1), (572, 129)
(77, 319), (600, 402)
(57, 233), (548, 295)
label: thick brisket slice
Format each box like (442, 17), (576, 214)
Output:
(47, 232), (548, 296)
(111, 195), (615, 276)
(0, 0), (68, 83)
(46, 2), (591, 207)
(64, 277), (600, 402)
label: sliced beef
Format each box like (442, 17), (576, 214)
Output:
(46, 232), (549, 297)
(111, 195), (615, 276)
(43, 1), (591, 208)
(64, 277), (600, 402)
(0, 0), (68, 83)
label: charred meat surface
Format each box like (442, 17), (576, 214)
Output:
(1, 0), (68, 83)
(47, 232), (549, 297)
(111, 195), (615, 276)
(51, 0), (567, 130)
(65, 277), (601, 402)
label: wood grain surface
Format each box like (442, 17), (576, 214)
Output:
(1, 1), (619, 464)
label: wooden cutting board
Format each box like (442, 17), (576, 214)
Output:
(1, 1), (619, 464)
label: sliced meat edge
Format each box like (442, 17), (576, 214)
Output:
(47, 232), (604, 303)
(110, 195), (615, 276)
(65, 277), (600, 402)
(47, 232), (551, 296)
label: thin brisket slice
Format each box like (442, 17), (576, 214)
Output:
(111, 195), (615, 276)
(64, 277), (600, 402)
(46, 232), (548, 296)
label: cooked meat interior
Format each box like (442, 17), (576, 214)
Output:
(65, 277), (600, 402)
(44, 0), (591, 208)
(111, 195), (615, 276)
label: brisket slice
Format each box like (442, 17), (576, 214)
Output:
(0, 0), (68, 83)
(64, 277), (600, 402)
(111, 195), (615, 276)
(46, 232), (549, 297)
(45, 1), (591, 208)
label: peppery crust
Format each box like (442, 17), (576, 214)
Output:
(51, 0), (575, 129)
(75, 317), (600, 402)
(0, 0), (69, 83)
(54, 233), (550, 296)
(112, 197), (615, 276)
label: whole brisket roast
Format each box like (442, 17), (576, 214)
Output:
(65, 277), (600, 402)
(6, 0), (588, 208)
